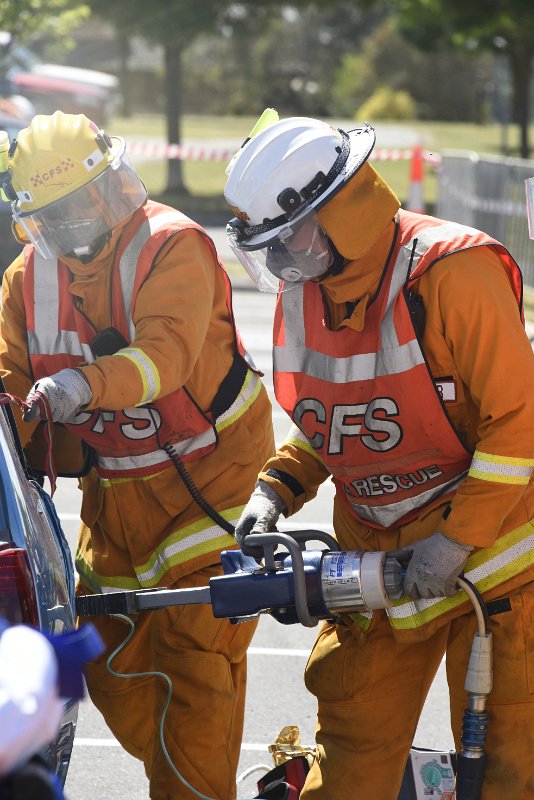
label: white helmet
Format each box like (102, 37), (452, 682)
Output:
(225, 117), (375, 291)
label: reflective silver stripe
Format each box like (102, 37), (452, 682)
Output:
(284, 423), (324, 462)
(77, 510), (239, 590)
(119, 218), (151, 342)
(406, 222), (482, 270)
(346, 472), (467, 528)
(274, 256), (424, 381)
(135, 516), (239, 585)
(96, 448), (171, 472)
(28, 330), (94, 361)
(387, 531), (534, 626)
(30, 252), (95, 362)
(33, 251), (59, 337)
(215, 370), (260, 431)
(469, 450), (534, 485)
(119, 210), (187, 341)
(115, 347), (160, 404)
(96, 428), (216, 472)
(164, 428), (216, 456)
(275, 221), (483, 382)
(94, 369), (259, 475)
(471, 458), (534, 478)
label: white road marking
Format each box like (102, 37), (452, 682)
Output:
(73, 645), (310, 749)
(74, 739), (282, 751)
(249, 647), (310, 657)
(58, 515), (335, 529)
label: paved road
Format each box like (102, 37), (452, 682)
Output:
(60, 286), (458, 800)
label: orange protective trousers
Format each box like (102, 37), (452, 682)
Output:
(300, 581), (534, 800)
(77, 392), (275, 799)
(80, 564), (256, 800)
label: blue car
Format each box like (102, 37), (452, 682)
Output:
(0, 393), (77, 784)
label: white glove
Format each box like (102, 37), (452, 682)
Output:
(235, 480), (287, 555)
(24, 368), (92, 423)
(392, 532), (473, 600)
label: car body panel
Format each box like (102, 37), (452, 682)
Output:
(32, 62), (119, 93)
(0, 34), (120, 125)
(0, 401), (78, 782)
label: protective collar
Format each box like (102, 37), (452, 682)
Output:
(317, 162), (400, 261)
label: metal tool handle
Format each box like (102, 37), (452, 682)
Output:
(278, 529), (340, 552)
(243, 531), (321, 627)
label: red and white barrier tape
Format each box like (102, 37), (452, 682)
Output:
(126, 141), (235, 162)
(370, 149), (441, 166)
(126, 140), (442, 166)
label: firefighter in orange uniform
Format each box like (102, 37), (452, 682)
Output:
(224, 115), (534, 800)
(0, 111), (275, 799)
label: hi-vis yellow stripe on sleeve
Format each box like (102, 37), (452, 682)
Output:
(284, 424), (324, 463)
(115, 347), (161, 404)
(468, 449), (534, 485)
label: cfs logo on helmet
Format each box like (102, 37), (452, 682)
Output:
(30, 158), (75, 187)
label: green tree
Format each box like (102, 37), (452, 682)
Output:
(379, 0), (534, 157)
(0, 0), (89, 41)
(357, 86), (416, 120)
(219, 3), (388, 117)
(85, 0), (302, 193)
(85, 1), (379, 193)
(331, 16), (491, 123)
(85, 0), (232, 192)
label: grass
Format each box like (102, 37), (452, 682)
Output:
(111, 113), (534, 216)
(110, 113), (534, 289)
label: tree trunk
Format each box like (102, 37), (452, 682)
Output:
(118, 34), (132, 118)
(164, 43), (188, 195)
(510, 42), (533, 160)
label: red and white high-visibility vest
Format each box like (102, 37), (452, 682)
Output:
(23, 201), (260, 479)
(273, 210), (523, 530)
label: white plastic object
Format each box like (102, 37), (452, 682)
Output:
(464, 632), (493, 695)
(0, 625), (63, 775)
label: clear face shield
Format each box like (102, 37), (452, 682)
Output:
(12, 141), (147, 260)
(526, 177), (534, 240)
(227, 208), (333, 293)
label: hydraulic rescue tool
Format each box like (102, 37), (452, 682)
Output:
(77, 530), (492, 800)
(76, 529), (405, 625)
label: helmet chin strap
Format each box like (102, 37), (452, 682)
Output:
(67, 230), (112, 263)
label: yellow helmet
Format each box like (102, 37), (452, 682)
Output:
(4, 110), (147, 260)
(10, 111), (117, 212)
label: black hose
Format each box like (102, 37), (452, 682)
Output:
(457, 575), (489, 634)
(162, 443), (236, 536)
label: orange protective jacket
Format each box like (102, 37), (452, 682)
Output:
(259, 167), (534, 640)
(22, 202), (259, 479)
(0, 200), (276, 800)
(273, 211), (525, 529)
(0, 200), (275, 585)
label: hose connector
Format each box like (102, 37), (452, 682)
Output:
(464, 632), (493, 696)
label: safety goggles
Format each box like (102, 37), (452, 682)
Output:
(13, 142), (147, 259)
(227, 210), (333, 293)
